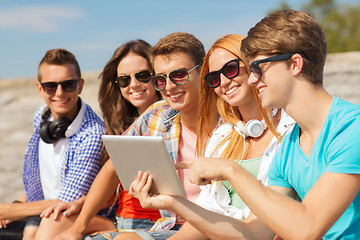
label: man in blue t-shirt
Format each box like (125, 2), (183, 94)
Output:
(170, 10), (360, 240)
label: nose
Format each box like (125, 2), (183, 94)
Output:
(220, 73), (231, 87)
(129, 75), (141, 88)
(165, 77), (176, 91)
(55, 84), (65, 97)
(247, 72), (260, 86)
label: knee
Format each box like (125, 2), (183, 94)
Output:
(22, 225), (38, 240)
(114, 232), (142, 240)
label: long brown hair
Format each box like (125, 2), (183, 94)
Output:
(98, 40), (160, 164)
(196, 34), (281, 160)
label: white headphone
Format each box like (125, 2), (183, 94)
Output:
(233, 108), (278, 139)
(234, 120), (266, 138)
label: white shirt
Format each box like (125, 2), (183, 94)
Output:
(38, 99), (86, 200)
(196, 109), (295, 219)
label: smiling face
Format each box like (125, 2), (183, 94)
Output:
(248, 55), (294, 109)
(208, 48), (253, 109)
(117, 52), (159, 114)
(36, 63), (83, 120)
(153, 51), (200, 116)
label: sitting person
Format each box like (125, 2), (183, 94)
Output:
(126, 33), (295, 240)
(35, 32), (206, 240)
(35, 40), (162, 238)
(143, 10), (360, 239)
(0, 49), (109, 240)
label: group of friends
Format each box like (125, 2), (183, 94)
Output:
(0, 9), (359, 240)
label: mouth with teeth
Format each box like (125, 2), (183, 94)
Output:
(258, 86), (267, 95)
(53, 99), (70, 106)
(168, 92), (184, 101)
(225, 86), (240, 96)
(130, 90), (146, 97)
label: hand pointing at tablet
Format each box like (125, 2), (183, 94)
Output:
(175, 158), (238, 185)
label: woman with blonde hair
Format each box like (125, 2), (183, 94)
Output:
(126, 34), (295, 239)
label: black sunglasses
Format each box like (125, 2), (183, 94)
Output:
(204, 58), (242, 88)
(115, 70), (152, 88)
(249, 53), (306, 79)
(151, 65), (199, 91)
(40, 79), (79, 94)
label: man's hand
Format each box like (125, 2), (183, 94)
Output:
(176, 157), (235, 184)
(129, 171), (174, 210)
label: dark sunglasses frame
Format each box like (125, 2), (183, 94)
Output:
(115, 70), (152, 88)
(151, 65), (199, 91)
(204, 58), (242, 88)
(249, 53), (306, 78)
(40, 79), (79, 94)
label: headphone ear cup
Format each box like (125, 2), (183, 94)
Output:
(39, 118), (71, 144)
(245, 120), (265, 138)
(40, 121), (58, 144)
(50, 118), (71, 139)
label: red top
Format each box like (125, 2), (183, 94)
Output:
(116, 190), (161, 221)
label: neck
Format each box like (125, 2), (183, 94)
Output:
(179, 111), (198, 134)
(137, 95), (161, 115)
(237, 98), (263, 122)
(284, 84), (332, 137)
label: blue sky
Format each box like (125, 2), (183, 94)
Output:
(0, 0), (353, 79)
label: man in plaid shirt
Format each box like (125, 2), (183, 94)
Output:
(41, 32), (205, 240)
(0, 49), (106, 240)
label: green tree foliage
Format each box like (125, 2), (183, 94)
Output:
(270, 0), (360, 52)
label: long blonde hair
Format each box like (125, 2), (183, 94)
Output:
(196, 34), (281, 160)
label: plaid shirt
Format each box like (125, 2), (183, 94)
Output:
(124, 100), (180, 231)
(23, 102), (104, 202)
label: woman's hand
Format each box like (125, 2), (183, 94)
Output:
(40, 198), (84, 220)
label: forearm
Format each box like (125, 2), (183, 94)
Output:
(70, 160), (120, 234)
(0, 199), (60, 220)
(227, 166), (360, 239)
(169, 196), (273, 240)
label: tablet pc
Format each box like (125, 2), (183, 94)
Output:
(102, 135), (186, 196)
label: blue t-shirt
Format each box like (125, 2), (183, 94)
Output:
(268, 97), (360, 240)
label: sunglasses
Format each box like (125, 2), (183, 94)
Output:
(151, 65), (199, 91)
(40, 79), (79, 94)
(115, 70), (152, 88)
(249, 53), (306, 79)
(204, 58), (242, 88)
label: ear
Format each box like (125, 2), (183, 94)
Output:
(77, 78), (85, 94)
(36, 81), (44, 98)
(290, 53), (304, 76)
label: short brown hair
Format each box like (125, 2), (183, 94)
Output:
(242, 10), (327, 85)
(151, 32), (205, 67)
(38, 48), (81, 81)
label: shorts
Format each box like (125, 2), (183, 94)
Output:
(134, 224), (182, 240)
(115, 216), (155, 230)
